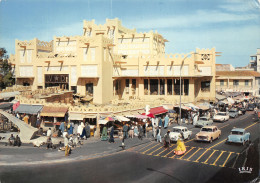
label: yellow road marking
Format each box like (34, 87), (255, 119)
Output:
(137, 142), (154, 152)
(169, 154), (177, 159)
(220, 124), (229, 129)
(147, 146), (164, 155)
(153, 144), (174, 156)
(193, 149), (210, 162)
(185, 148), (202, 161)
(185, 138), (195, 143)
(220, 152), (234, 167)
(245, 122), (258, 129)
(162, 147), (177, 158)
(208, 139), (226, 149)
(202, 150), (218, 164)
(210, 151), (226, 166)
(141, 143), (160, 154)
(177, 147), (195, 160)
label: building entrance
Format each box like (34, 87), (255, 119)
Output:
(45, 74), (69, 89)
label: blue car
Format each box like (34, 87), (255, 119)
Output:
(226, 128), (250, 145)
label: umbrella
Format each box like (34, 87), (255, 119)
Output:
(104, 117), (115, 121)
(146, 113), (155, 118)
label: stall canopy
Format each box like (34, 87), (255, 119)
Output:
(115, 115), (130, 122)
(98, 119), (109, 125)
(149, 106), (168, 115)
(0, 102), (13, 110)
(69, 113), (83, 120)
(135, 114), (148, 119)
(40, 106), (68, 117)
(15, 104), (43, 115)
(0, 91), (20, 100)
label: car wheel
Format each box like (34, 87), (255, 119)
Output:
(210, 138), (213, 143)
(187, 135), (191, 140)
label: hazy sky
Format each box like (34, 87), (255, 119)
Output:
(0, 0), (259, 67)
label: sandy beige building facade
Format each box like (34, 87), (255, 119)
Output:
(9, 18), (216, 105)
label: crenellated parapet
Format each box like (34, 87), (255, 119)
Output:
(36, 39), (53, 51)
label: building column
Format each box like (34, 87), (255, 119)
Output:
(165, 78), (167, 96)
(94, 113), (100, 137)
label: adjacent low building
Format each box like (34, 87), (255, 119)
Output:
(216, 71), (260, 96)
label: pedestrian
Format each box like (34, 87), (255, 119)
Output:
(46, 137), (52, 149)
(23, 114), (29, 125)
(36, 117), (41, 128)
(123, 123), (128, 139)
(64, 134), (70, 156)
(101, 126), (108, 141)
(158, 117), (162, 127)
(14, 135), (21, 147)
(47, 128), (52, 137)
(109, 125), (115, 143)
(77, 122), (84, 139)
(143, 123), (146, 138)
(8, 134), (15, 146)
(85, 123), (91, 139)
(164, 115), (169, 129)
(157, 126), (162, 143)
(129, 124), (134, 138)
(68, 122), (74, 135)
(138, 124), (143, 140)
(134, 124), (138, 137)
(59, 122), (65, 133)
(73, 122), (78, 135)
(163, 130), (171, 149)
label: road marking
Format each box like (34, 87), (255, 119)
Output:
(231, 153), (240, 169)
(202, 150), (218, 164)
(163, 148), (176, 158)
(245, 122), (258, 129)
(208, 139), (226, 149)
(154, 144), (175, 156)
(137, 142), (154, 152)
(185, 138), (195, 143)
(141, 143), (160, 154)
(177, 147), (195, 160)
(169, 153), (177, 159)
(219, 124), (229, 129)
(220, 152), (234, 167)
(185, 148), (202, 161)
(147, 146), (164, 155)
(210, 151), (226, 166)
(193, 149), (209, 162)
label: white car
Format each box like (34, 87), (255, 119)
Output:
(169, 126), (192, 142)
(213, 112), (229, 122)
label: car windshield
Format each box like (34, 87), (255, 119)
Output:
(172, 128), (182, 133)
(217, 113), (226, 116)
(229, 110), (236, 113)
(200, 118), (207, 121)
(231, 131), (243, 135)
(201, 128), (213, 132)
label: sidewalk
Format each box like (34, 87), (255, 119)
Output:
(0, 122), (190, 166)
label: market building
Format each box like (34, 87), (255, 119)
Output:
(9, 18), (217, 106)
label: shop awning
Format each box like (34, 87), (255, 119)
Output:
(40, 106), (68, 117)
(115, 115), (130, 122)
(82, 114), (97, 118)
(0, 91), (20, 100)
(15, 104), (43, 115)
(149, 106), (168, 115)
(0, 102), (13, 110)
(98, 119), (109, 125)
(69, 113), (83, 120)
(135, 114), (148, 119)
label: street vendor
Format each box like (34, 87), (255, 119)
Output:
(174, 139), (186, 155)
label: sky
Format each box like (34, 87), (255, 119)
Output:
(0, 0), (259, 67)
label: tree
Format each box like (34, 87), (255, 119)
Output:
(0, 48), (14, 89)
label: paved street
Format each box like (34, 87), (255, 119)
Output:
(0, 112), (259, 183)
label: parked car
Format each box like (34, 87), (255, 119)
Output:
(213, 112), (229, 122)
(229, 108), (239, 118)
(247, 103), (255, 111)
(195, 116), (213, 128)
(226, 128), (250, 145)
(169, 126), (192, 142)
(195, 126), (221, 143)
(238, 107), (246, 115)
